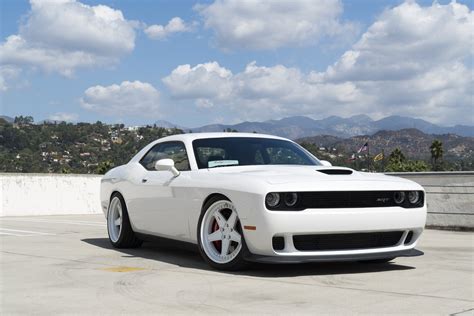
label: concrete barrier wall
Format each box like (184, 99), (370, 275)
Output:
(387, 172), (474, 230)
(0, 173), (102, 217)
(1, 172), (473, 230)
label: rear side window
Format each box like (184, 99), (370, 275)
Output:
(140, 141), (190, 171)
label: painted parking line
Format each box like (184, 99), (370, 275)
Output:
(0, 232), (25, 237)
(0, 228), (56, 237)
(0, 218), (106, 227)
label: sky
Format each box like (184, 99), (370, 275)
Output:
(0, 0), (472, 128)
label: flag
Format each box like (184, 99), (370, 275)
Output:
(357, 142), (368, 153)
(373, 152), (384, 162)
(347, 153), (356, 162)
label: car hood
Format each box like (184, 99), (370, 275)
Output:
(206, 165), (411, 185)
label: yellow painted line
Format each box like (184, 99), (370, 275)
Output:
(101, 266), (146, 273)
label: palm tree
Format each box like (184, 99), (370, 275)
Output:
(430, 140), (444, 170)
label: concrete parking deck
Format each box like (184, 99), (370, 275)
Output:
(1, 215), (473, 315)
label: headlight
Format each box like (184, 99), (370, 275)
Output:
(408, 191), (420, 204)
(284, 192), (298, 207)
(265, 193), (280, 208)
(393, 191), (405, 204)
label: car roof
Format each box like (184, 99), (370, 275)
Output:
(155, 132), (290, 142)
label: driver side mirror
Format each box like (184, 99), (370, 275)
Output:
(155, 159), (180, 177)
(320, 160), (332, 167)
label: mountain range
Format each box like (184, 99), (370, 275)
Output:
(0, 115), (14, 123)
(174, 115), (474, 139)
(2, 114), (473, 139)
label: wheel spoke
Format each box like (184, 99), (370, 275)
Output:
(229, 230), (241, 243)
(226, 210), (238, 228)
(207, 230), (222, 242)
(221, 238), (230, 256)
(213, 210), (226, 228)
(114, 218), (121, 226)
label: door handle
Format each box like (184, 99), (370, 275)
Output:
(141, 178), (148, 183)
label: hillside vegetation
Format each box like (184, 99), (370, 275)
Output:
(1, 116), (472, 174)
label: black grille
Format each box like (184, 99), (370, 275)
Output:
(293, 231), (403, 251)
(298, 191), (424, 209)
(272, 236), (285, 250)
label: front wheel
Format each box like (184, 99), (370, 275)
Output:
(107, 193), (142, 248)
(197, 196), (249, 270)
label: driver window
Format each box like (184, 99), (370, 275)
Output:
(140, 141), (190, 171)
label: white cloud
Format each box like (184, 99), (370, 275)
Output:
(163, 62), (233, 101)
(0, 0), (136, 76)
(196, 0), (356, 50)
(0, 66), (21, 92)
(164, 2), (473, 125)
(320, 1), (473, 82)
(144, 17), (194, 40)
(163, 61), (368, 118)
(316, 1), (474, 124)
(80, 81), (160, 117)
(48, 112), (79, 122)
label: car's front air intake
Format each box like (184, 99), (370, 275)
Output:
(317, 169), (353, 175)
(293, 231), (404, 251)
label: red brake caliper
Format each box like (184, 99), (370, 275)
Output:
(212, 219), (222, 251)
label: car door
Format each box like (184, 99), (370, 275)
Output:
(131, 141), (192, 240)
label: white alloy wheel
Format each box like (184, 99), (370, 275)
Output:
(200, 200), (243, 264)
(108, 196), (123, 243)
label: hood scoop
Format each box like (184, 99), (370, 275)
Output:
(317, 169), (353, 175)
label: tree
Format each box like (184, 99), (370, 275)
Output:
(385, 148), (430, 172)
(388, 148), (405, 164)
(14, 116), (34, 125)
(430, 140), (444, 171)
(385, 159), (429, 172)
(96, 160), (114, 175)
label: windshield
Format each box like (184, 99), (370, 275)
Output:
(192, 137), (320, 169)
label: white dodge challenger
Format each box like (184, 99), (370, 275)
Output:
(101, 133), (426, 270)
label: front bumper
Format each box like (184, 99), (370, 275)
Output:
(239, 204), (427, 258)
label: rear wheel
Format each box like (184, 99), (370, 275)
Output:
(197, 196), (249, 270)
(107, 193), (142, 248)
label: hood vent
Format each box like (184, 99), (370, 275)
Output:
(317, 169), (353, 175)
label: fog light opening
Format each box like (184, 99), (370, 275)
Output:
(272, 236), (285, 251)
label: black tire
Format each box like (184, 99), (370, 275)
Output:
(197, 195), (250, 271)
(107, 193), (143, 248)
(360, 257), (395, 264)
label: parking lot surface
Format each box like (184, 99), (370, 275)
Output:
(0, 215), (473, 315)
